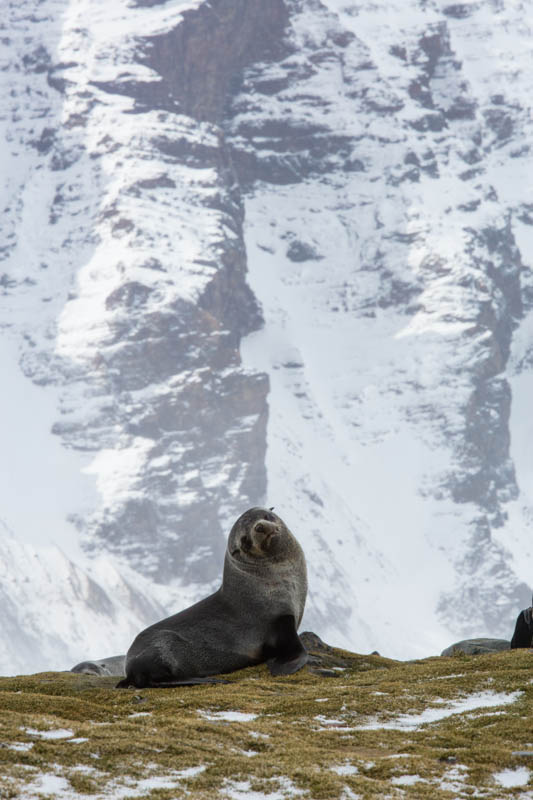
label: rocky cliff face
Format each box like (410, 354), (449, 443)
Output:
(225, 0), (533, 645)
(1, 0), (533, 672)
(1, 0), (282, 595)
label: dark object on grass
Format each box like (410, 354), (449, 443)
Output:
(299, 631), (333, 654)
(511, 604), (533, 649)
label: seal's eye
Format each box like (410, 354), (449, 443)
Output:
(241, 535), (252, 551)
(263, 512), (274, 522)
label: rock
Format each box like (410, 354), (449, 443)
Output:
(286, 240), (323, 262)
(440, 638), (510, 657)
(300, 631), (334, 654)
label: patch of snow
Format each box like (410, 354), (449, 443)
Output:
(175, 764), (207, 778)
(68, 765), (102, 775)
(6, 742), (34, 751)
(130, 774), (196, 792)
(314, 715), (346, 727)
(331, 763), (359, 776)
(24, 727), (74, 740)
(392, 774), (426, 786)
(83, 439), (154, 511)
(31, 774), (71, 796)
(438, 763), (469, 793)
(0, 336), (96, 558)
(199, 710), (258, 723)
(340, 789), (362, 800)
(493, 767), (530, 788)
(174, 765), (206, 778)
(222, 777), (306, 799)
(357, 690), (522, 730)
(13, 765), (207, 799)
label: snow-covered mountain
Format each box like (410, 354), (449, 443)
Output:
(1, 0), (533, 672)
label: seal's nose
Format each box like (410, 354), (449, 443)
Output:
(254, 520), (280, 536)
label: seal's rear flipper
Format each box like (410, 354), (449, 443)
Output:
(266, 614), (308, 676)
(115, 676), (229, 689)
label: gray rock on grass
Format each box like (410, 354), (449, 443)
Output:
(441, 638), (510, 656)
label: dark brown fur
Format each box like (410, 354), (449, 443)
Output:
(116, 508), (308, 688)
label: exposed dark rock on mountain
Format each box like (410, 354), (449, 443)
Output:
(141, 0), (288, 121)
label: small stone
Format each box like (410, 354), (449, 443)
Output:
(300, 632), (333, 653)
(309, 669), (341, 678)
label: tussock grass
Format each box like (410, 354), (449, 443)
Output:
(0, 646), (532, 798)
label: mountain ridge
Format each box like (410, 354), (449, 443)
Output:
(1, 0), (532, 672)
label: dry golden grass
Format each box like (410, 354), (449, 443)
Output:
(1, 644), (532, 798)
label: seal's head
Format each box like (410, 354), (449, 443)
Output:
(224, 507), (307, 627)
(227, 507), (294, 564)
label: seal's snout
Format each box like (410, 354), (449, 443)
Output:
(254, 520), (280, 536)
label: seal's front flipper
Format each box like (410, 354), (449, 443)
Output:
(268, 650), (308, 676)
(266, 615), (308, 676)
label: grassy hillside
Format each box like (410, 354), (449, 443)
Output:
(1, 642), (533, 799)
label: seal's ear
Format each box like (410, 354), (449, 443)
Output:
(269, 506), (275, 511)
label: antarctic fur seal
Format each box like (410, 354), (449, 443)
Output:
(71, 655), (126, 677)
(116, 507), (308, 688)
(511, 601), (533, 649)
